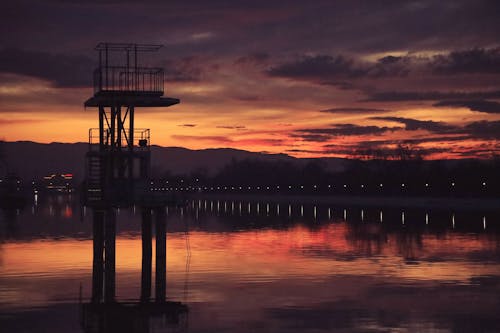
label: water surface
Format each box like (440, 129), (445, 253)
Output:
(1, 194), (499, 332)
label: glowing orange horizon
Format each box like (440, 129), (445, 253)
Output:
(1, 75), (500, 159)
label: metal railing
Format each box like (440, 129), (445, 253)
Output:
(93, 66), (164, 95)
(88, 128), (151, 150)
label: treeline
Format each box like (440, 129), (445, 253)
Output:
(156, 157), (500, 197)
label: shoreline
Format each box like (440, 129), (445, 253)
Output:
(192, 193), (500, 211)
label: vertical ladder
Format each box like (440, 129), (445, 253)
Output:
(86, 154), (103, 202)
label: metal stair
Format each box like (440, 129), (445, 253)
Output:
(86, 154), (103, 202)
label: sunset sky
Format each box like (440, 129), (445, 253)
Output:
(1, 1), (500, 159)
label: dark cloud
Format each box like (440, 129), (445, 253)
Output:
(267, 47), (500, 87)
(433, 100), (500, 113)
(284, 148), (323, 154)
(216, 125), (247, 130)
(463, 120), (500, 139)
(372, 117), (454, 132)
(0, 48), (93, 87)
(289, 133), (331, 142)
(266, 53), (413, 85)
(163, 56), (205, 82)
(365, 90), (500, 102)
(457, 147), (500, 158)
(177, 124), (196, 127)
(295, 124), (401, 138)
(235, 52), (270, 65)
(171, 135), (233, 143)
(267, 55), (364, 84)
(368, 55), (412, 77)
(320, 107), (388, 114)
(371, 117), (500, 140)
(294, 117), (500, 157)
(431, 47), (500, 75)
(399, 135), (471, 145)
(323, 135), (471, 148)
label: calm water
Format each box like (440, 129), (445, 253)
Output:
(1, 194), (500, 332)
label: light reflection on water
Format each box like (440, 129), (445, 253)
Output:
(1, 194), (500, 332)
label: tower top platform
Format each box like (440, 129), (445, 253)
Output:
(84, 94), (179, 108)
(85, 42), (179, 107)
(95, 43), (163, 52)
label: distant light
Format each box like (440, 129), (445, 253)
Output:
(328, 185), (331, 188)
(401, 183), (405, 187)
(276, 186), (280, 189)
(361, 184), (364, 188)
(451, 182), (455, 186)
(425, 183), (429, 187)
(313, 185), (317, 189)
(266, 186), (270, 190)
(288, 185), (292, 189)
(343, 184), (347, 188)
(482, 182), (487, 186)
(300, 185), (304, 189)
(379, 183), (383, 187)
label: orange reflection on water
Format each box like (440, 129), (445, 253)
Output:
(1, 223), (498, 309)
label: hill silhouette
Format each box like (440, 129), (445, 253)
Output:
(0, 141), (346, 181)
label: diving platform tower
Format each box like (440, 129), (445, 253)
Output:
(82, 43), (183, 309)
(83, 43), (179, 208)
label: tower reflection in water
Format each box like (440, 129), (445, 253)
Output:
(80, 207), (188, 333)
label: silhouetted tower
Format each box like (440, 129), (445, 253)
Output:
(84, 43), (179, 207)
(83, 43), (179, 305)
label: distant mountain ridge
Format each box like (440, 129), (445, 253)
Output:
(0, 141), (347, 181)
